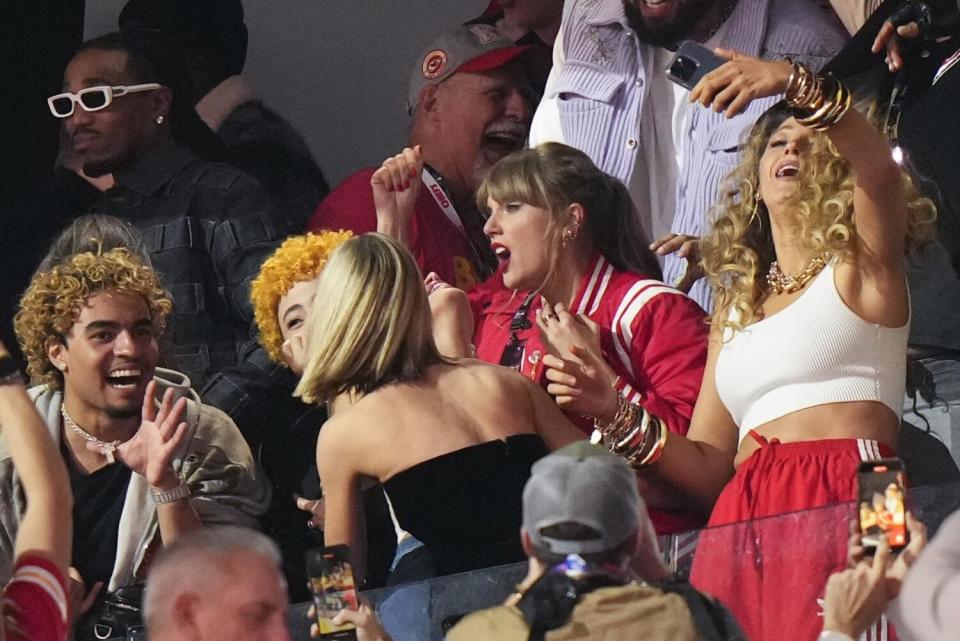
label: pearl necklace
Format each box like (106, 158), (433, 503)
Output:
(61, 404), (121, 464)
(766, 253), (830, 295)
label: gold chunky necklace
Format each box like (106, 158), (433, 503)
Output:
(766, 253), (830, 295)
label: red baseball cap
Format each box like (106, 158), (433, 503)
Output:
(407, 23), (530, 113)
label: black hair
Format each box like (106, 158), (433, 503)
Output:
(74, 30), (231, 163)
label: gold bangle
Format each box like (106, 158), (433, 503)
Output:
(640, 420), (669, 466)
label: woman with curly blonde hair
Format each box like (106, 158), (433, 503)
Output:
(547, 49), (935, 641)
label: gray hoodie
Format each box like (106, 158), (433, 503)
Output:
(0, 367), (271, 590)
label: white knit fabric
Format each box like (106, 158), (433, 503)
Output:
(715, 260), (909, 445)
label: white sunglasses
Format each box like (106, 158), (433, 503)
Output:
(47, 83), (163, 118)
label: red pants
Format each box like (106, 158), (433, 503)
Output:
(690, 434), (896, 641)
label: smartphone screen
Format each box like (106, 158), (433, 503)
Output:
(665, 40), (725, 90)
(857, 458), (908, 553)
(306, 546), (360, 640)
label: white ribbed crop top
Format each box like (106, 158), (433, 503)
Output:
(714, 259), (908, 446)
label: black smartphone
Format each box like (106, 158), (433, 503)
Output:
(857, 458), (908, 554)
(665, 40), (725, 90)
(306, 545), (360, 640)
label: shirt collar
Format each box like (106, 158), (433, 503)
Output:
(570, 252), (609, 314)
(583, 0), (630, 29)
(582, 0), (767, 55)
(113, 139), (196, 196)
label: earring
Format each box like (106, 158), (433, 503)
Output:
(55, 362), (66, 371)
(562, 226), (579, 247)
(155, 115), (165, 125)
(750, 187), (763, 217)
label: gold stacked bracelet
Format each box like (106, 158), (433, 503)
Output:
(591, 392), (668, 470)
(784, 61), (851, 131)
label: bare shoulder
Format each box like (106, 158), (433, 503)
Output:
(315, 410), (367, 463)
(447, 358), (528, 388)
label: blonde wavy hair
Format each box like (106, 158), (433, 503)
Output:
(700, 102), (936, 334)
(251, 230), (353, 365)
(294, 233), (448, 405)
(14, 248), (172, 389)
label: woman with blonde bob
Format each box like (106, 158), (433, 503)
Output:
(295, 233), (582, 584)
(547, 49), (936, 641)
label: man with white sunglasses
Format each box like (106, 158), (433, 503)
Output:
(48, 31), (298, 443)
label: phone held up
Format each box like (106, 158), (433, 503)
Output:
(665, 40), (725, 91)
(307, 545), (360, 641)
(857, 458), (909, 554)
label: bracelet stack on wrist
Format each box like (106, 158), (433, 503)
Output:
(591, 383), (668, 470)
(785, 61), (851, 131)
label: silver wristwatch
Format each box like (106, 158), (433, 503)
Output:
(151, 482), (191, 505)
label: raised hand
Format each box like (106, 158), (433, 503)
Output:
(538, 302), (620, 420)
(650, 232), (703, 293)
(307, 602), (392, 641)
(281, 332), (308, 376)
(294, 493), (325, 531)
(822, 538), (892, 639)
(871, 2), (933, 73)
(67, 567), (103, 625)
(689, 49), (792, 118)
(371, 146), (425, 246)
(424, 272), (474, 359)
(883, 512), (927, 599)
(107, 381), (189, 490)
(537, 301), (601, 362)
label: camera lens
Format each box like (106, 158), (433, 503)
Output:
(670, 56), (698, 81)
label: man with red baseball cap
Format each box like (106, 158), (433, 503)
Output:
(308, 23), (535, 291)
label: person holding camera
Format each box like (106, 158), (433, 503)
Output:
(446, 442), (745, 641)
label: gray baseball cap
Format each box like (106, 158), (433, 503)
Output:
(407, 23), (531, 113)
(523, 442), (643, 556)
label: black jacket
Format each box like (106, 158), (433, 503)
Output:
(96, 139), (292, 387)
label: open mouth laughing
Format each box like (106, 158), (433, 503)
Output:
(105, 368), (145, 390)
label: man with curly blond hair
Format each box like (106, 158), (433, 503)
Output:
(2, 248), (269, 635)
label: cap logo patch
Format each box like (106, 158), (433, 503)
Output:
(468, 23), (500, 45)
(422, 49), (448, 80)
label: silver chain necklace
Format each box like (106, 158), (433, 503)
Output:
(61, 404), (122, 464)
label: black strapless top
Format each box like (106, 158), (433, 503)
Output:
(383, 433), (548, 579)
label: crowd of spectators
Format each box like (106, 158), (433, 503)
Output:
(2, 0), (960, 640)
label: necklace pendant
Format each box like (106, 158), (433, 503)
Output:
(101, 443), (117, 464)
(590, 429), (604, 445)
